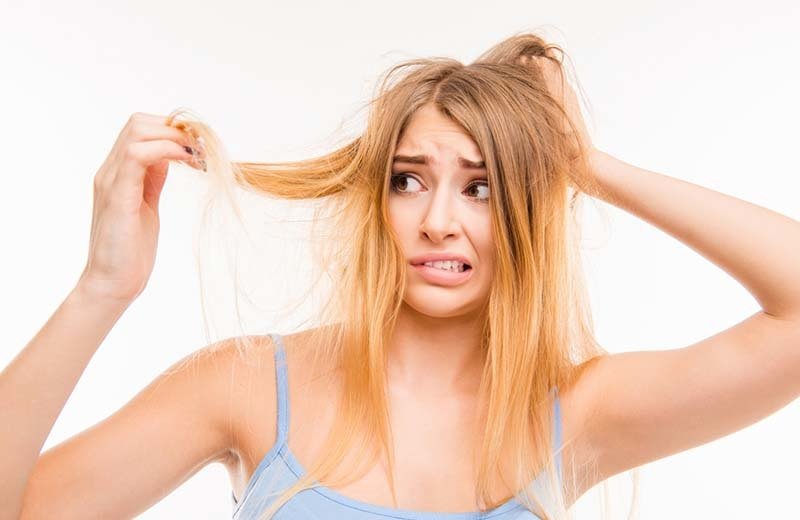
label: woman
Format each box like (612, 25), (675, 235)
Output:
(4, 32), (799, 519)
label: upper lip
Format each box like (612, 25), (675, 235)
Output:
(409, 253), (473, 267)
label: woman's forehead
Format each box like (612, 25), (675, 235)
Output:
(396, 110), (482, 163)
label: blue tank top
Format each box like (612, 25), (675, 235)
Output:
(231, 333), (563, 519)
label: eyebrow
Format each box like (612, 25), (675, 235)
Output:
(392, 154), (486, 170)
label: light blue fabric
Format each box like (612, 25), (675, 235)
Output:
(231, 333), (563, 519)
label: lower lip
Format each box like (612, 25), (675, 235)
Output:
(411, 264), (473, 286)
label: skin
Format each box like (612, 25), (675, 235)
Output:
(229, 104), (516, 511)
(9, 56), (800, 517)
(386, 102), (495, 400)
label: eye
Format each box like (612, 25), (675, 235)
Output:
(390, 173), (491, 203)
(465, 181), (490, 202)
(389, 173), (423, 194)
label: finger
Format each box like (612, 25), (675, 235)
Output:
(123, 113), (205, 152)
(128, 120), (198, 147)
(121, 112), (171, 139)
(133, 123), (205, 163)
(169, 119), (202, 143)
(128, 112), (172, 125)
(108, 121), (204, 186)
(111, 139), (194, 196)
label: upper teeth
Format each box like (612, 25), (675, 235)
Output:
(423, 260), (467, 272)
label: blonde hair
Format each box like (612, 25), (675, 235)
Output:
(168, 29), (639, 520)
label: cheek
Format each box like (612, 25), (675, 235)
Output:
(475, 219), (494, 249)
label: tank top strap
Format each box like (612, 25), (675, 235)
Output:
(268, 332), (290, 445)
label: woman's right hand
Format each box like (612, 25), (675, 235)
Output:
(77, 112), (204, 303)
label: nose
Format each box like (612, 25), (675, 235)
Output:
(419, 186), (460, 243)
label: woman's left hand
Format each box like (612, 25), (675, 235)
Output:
(518, 53), (603, 196)
(524, 54), (594, 154)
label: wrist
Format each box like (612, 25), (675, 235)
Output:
(585, 149), (631, 206)
(573, 147), (610, 199)
(587, 148), (609, 171)
(71, 278), (136, 313)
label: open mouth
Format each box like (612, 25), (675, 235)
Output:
(413, 262), (472, 273)
(410, 262), (474, 286)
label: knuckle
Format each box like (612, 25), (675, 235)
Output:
(123, 142), (142, 162)
(128, 121), (147, 139)
(126, 112), (142, 128)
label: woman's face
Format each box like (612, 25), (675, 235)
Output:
(388, 103), (495, 318)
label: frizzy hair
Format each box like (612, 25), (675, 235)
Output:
(167, 29), (639, 520)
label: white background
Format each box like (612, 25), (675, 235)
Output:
(1, 0), (798, 518)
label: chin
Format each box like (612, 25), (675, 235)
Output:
(401, 292), (485, 319)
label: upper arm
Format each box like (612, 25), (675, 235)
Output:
(582, 310), (800, 484)
(20, 336), (257, 519)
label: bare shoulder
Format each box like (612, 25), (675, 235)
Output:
(113, 333), (282, 464)
(216, 334), (280, 456)
(223, 327), (341, 494)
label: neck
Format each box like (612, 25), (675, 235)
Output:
(386, 302), (487, 399)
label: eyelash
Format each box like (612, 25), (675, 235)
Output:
(389, 173), (490, 203)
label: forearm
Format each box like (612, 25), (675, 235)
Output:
(589, 149), (800, 320)
(0, 284), (131, 518)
